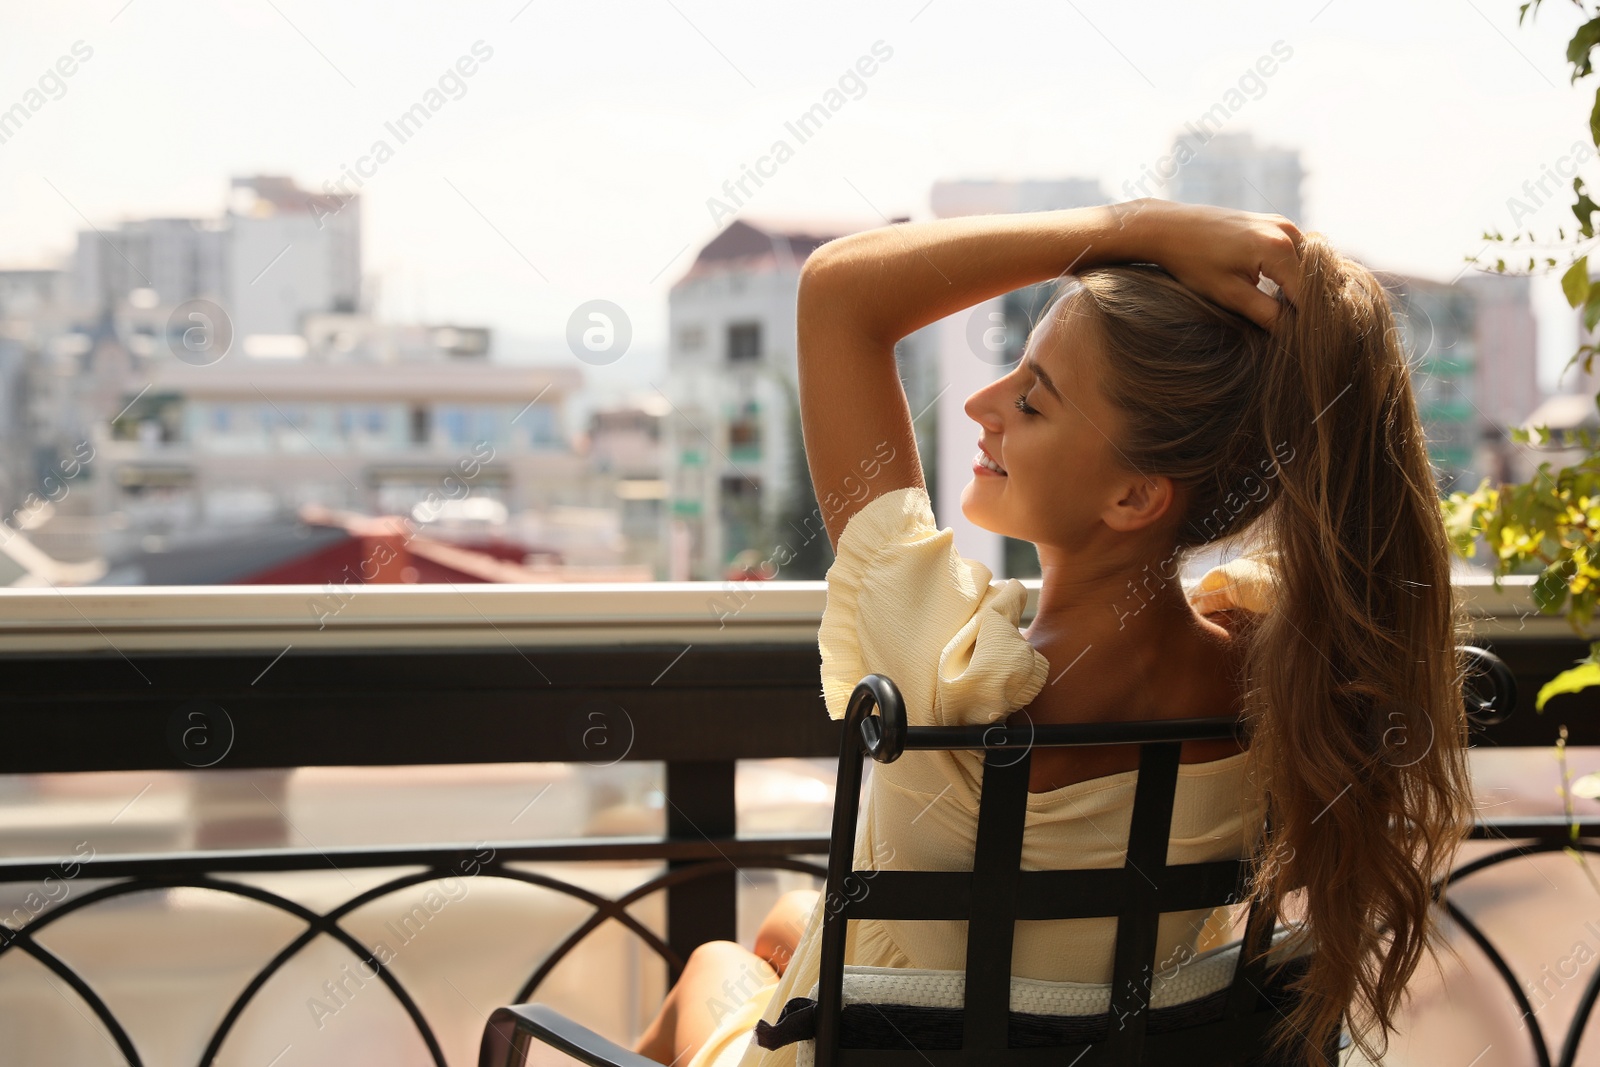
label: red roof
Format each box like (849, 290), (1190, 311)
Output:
(237, 506), (553, 585)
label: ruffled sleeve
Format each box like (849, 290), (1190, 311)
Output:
(1186, 551), (1278, 616)
(817, 486), (1052, 729)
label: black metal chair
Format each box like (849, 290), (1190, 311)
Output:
(479, 646), (1516, 1067)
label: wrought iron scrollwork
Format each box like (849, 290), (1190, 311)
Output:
(0, 848), (827, 1067)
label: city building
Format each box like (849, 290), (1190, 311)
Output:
(1386, 275), (1478, 492)
(663, 215), (935, 582)
(1167, 130), (1306, 225)
(584, 396), (669, 580)
(70, 175), (360, 339)
(1377, 268), (1539, 494)
(1512, 291), (1600, 488)
(86, 311), (584, 569)
(1459, 270), (1540, 486)
(225, 175), (361, 338)
(0, 175), (663, 585)
(0, 269), (71, 518)
(69, 216), (228, 323)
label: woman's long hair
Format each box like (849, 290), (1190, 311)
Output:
(1064, 233), (1474, 1064)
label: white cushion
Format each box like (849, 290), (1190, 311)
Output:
(789, 925), (1312, 1065)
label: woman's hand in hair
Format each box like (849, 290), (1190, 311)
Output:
(1123, 198), (1305, 330)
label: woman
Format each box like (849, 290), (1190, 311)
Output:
(634, 199), (1475, 1067)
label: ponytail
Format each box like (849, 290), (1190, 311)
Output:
(1073, 238), (1475, 1064)
(1241, 238), (1473, 1063)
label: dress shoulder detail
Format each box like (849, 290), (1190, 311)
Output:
(818, 486), (1051, 728)
(1186, 552), (1278, 617)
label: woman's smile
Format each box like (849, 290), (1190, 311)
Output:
(974, 443), (1007, 476)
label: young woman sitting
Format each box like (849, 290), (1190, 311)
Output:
(633, 198), (1474, 1067)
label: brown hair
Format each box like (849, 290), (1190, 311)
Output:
(1061, 232), (1474, 1064)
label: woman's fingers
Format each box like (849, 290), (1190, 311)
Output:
(1260, 227), (1304, 308)
(1150, 203), (1305, 328)
(1230, 277), (1284, 331)
(1279, 220), (1306, 253)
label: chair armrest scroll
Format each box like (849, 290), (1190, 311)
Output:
(479, 1004), (662, 1067)
(1460, 645), (1515, 727)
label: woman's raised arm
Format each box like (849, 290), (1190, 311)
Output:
(795, 198), (1302, 552)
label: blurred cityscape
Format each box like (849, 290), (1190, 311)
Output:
(5, 3), (1599, 1061)
(0, 130), (1573, 589)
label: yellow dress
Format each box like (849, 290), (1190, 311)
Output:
(683, 486), (1276, 1067)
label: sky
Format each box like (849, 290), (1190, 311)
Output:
(0, 0), (1595, 416)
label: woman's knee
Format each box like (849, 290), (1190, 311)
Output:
(676, 942), (776, 1020)
(683, 939), (752, 977)
(762, 889), (820, 934)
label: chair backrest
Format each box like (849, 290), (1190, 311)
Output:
(806, 645), (1515, 1066)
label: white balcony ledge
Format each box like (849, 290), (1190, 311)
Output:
(0, 574), (1556, 653)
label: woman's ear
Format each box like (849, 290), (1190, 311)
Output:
(1103, 473), (1179, 533)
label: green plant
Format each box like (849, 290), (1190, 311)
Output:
(1445, 0), (1600, 804)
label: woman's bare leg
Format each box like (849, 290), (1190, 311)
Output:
(753, 889), (820, 977)
(634, 941), (776, 1065)
(633, 889), (820, 1064)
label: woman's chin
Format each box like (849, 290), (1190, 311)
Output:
(959, 484), (1003, 534)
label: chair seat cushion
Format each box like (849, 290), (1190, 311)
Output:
(755, 928), (1312, 1053)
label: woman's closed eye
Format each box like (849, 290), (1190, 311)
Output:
(1013, 391), (1039, 416)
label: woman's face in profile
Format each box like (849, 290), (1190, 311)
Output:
(959, 292), (1133, 551)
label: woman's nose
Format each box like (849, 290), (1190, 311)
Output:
(964, 385), (1003, 431)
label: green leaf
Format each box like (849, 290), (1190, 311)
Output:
(1584, 288), (1600, 332)
(1564, 256), (1591, 308)
(1536, 661), (1600, 712)
(1574, 19), (1600, 80)
(1577, 177), (1600, 238)
(1534, 558), (1577, 614)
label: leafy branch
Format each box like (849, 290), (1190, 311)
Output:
(1450, 0), (1600, 677)
(1450, 0), (1600, 876)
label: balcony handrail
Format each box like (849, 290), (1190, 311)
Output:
(0, 572), (1553, 653)
(0, 613), (1593, 1066)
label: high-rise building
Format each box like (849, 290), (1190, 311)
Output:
(1376, 268), (1538, 494)
(226, 175), (361, 338)
(1460, 271), (1539, 430)
(70, 174), (360, 343)
(1167, 130), (1306, 225)
(1459, 271), (1539, 486)
(70, 217), (227, 321)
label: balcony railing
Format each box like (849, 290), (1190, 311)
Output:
(0, 575), (1596, 1066)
